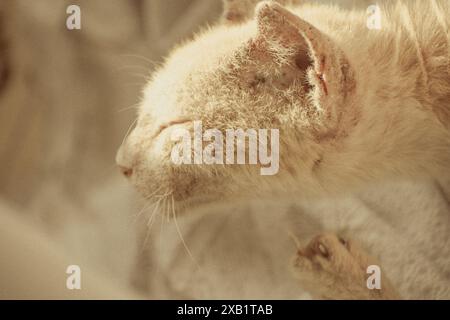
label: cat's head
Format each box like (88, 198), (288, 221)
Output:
(115, 1), (384, 211)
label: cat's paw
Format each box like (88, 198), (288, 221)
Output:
(292, 233), (386, 299)
(293, 233), (365, 276)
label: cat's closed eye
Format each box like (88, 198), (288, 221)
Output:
(152, 119), (192, 140)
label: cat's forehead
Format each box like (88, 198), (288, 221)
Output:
(139, 23), (257, 119)
(154, 23), (256, 86)
(170, 23), (256, 70)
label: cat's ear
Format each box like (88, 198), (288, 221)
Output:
(254, 2), (356, 128)
(222, 0), (299, 24)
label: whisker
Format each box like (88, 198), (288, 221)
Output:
(132, 186), (164, 226)
(124, 72), (152, 81)
(131, 201), (154, 226)
(120, 117), (138, 150)
(114, 65), (151, 72)
(118, 55), (162, 76)
(146, 186), (164, 199)
(123, 82), (148, 88)
(147, 199), (162, 228)
(171, 195), (201, 269)
(132, 197), (159, 226)
(115, 102), (140, 114)
(141, 198), (163, 250)
(119, 54), (163, 68)
(166, 195), (171, 223)
(154, 190), (173, 199)
(153, 205), (166, 278)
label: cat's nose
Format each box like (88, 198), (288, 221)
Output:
(116, 144), (134, 178)
(118, 165), (133, 178)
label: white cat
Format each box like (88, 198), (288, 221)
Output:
(117, 0), (450, 299)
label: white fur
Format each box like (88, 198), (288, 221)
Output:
(118, 0), (450, 299)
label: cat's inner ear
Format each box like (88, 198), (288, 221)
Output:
(253, 2), (356, 126)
